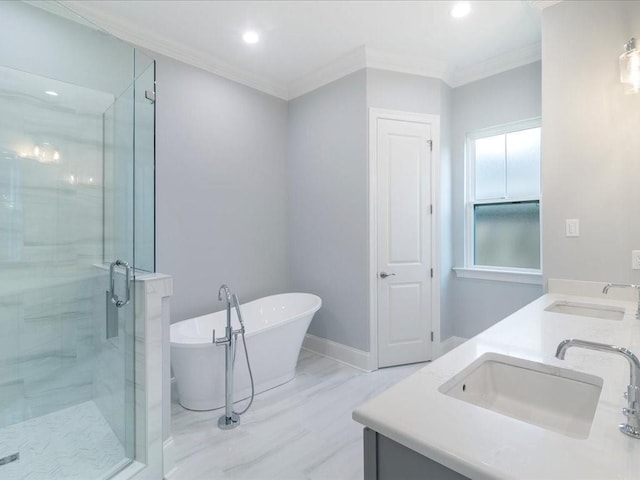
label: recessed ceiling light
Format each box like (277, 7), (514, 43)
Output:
(45, 90), (58, 96)
(242, 31), (260, 44)
(450, 2), (471, 18)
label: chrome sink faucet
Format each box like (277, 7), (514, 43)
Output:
(603, 283), (640, 318)
(556, 339), (640, 438)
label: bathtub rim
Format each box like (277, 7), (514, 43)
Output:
(170, 292), (321, 349)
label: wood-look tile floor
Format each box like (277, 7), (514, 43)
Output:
(169, 350), (425, 480)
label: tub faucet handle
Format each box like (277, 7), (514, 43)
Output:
(213, 328), (230, 346)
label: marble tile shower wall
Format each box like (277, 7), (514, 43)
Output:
(0, 277), (103, 428)
(0, 80), (115, 431)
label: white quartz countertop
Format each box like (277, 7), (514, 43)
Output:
(353, 290), (640, 479)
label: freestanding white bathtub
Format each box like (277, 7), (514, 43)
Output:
(170, 292), (321, 411)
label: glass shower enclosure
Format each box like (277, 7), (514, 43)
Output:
(0, 2), (155, 479)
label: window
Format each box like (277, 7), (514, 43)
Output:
(463, 119), (541, 281)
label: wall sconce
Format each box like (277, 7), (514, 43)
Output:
(620, 38), (640, 94)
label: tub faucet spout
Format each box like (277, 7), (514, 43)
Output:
(215, 284), (233, 347)
(218, 284), (232, 304)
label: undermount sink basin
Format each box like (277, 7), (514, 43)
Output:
(545, 301), (625, 320)
(439, 353), (603, 439)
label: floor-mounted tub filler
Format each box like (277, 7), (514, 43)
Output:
(170, 291), (322, 417)
(212, 284), (252, 429)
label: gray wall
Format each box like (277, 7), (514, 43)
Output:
(155, 55), (290, 322)
(450, 62), (543, 339)
(367, 68), (443, 113)
(439, 83), (454, 340)
(542, 1), (640, 285)
(150, 51), (542, 347)
(149, 44), (543, 347)
(287, 70), (369, 350)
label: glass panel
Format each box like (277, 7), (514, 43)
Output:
(474, 134), (505, 200)
(474, 201), (540, 269)
(134, 60), (156, 273)
(506, 127), (541, 198)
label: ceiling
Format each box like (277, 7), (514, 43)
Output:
(60, 1), (550, 99)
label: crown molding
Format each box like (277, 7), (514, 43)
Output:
(529, 1), (563, 10)
(288, 46), (454, 100)
(26, 0), (101, 29)
(58, 1), (542, 100)
(450, 42), (541, 88)
(59, 1), (289, 99)
(365, 48), (454, 85)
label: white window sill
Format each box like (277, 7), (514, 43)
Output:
(453, 267), (543, 285)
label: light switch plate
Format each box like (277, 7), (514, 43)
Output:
(632, 251), (640, 270)
(565, 219), (579, 237)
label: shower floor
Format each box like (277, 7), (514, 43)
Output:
(0, 401), (126, 480)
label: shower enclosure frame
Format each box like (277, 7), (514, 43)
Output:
(0, 2), (159, 479)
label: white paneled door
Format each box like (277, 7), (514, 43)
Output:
(376, 117), (433, 368)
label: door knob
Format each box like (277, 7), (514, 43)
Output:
(379, 272), (396, 279)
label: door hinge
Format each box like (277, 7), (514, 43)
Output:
(430, 268), (434, 278)
(427, 139), (433, 151)
(431, 331), (434, 342)
(429, 204), (433, 214)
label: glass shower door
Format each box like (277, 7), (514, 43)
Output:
(0, 65), (138, 479)
(101, 72), (138, 475)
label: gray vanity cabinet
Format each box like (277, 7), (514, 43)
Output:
(363, 428), (470, 480)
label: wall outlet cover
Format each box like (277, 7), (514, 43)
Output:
(632, 250), (640, 270)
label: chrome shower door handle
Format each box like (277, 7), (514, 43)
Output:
(379, 272), (396, 279)
(110, 259), (132, 307)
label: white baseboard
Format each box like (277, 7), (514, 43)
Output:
(302, 334), (374, 372)
(163, 437), (176, 479)
(302, 334), (468, 370)
(436, 336), (468, 358)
